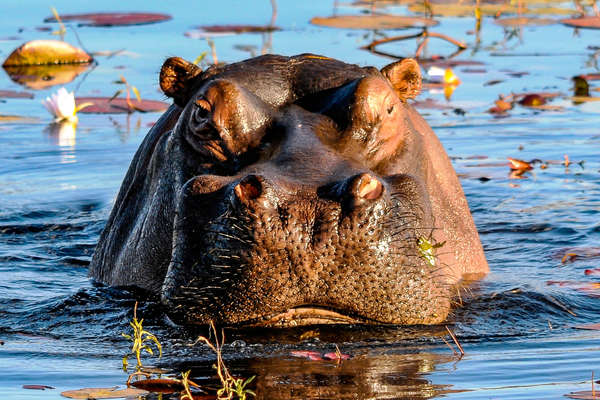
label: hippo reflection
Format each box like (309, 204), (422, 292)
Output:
(89, 54), (488, 326)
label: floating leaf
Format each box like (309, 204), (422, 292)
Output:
(409, 3), (573, 17)
(3, 63), (90, 90)
(0, 114), (38, 123)
(519, 94), (546, 107)
(185, 24), (280, 39)
(565, 390), (600, 399)
(507, 157), (533, 171)
(75, 97), (168, 114)
(0, 90), (33, 99)
(561, 16), (600, 29)
(130, 378), (184, 394)
(61, 387), (148, 399)
(23, 385), (54, 390)
(574, 323), (600, 330)
(310, 15), (438, 30)
(44, 12), (171, 27)
(584, 268), (600, 276)
(2, 40), (92, 66)
(495, 17), (557, 27)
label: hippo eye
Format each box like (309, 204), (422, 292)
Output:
(387, 104), (394, 114)
(193, 98), (212, 121)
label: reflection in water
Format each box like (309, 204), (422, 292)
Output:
(44, 121), (77, 163)
(2, 63), (91, 90)
(185, 352), (460, 399)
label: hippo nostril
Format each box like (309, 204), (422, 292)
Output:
(353, 173), (383, 200)
(234, 175), (262, 203)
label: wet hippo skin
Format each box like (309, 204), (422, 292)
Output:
(89, 53), (488, 327)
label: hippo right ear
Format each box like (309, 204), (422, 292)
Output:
(380, 58), (422, 102)
(160, 57), (203, 107)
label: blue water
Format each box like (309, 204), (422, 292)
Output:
(1, 0), (600, 399)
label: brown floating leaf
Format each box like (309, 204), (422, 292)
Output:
(2, 40), (92, 66)
(0, 89), (33, 99)
(3, 64), (90, 90)
(494, 17), (557, 27)
(565, 390), (600, 399)
(574, 323), (600, 330)
(61, 387), (148, 399)
(310, 15), (438, 30)
(23, 385), (54, 390)
(507, 157), (533, 171)
(44, 12), (171, 27)
(409, 3), (572, 17)
(0, 114), (38, 123)
(519, 93), (546, 107)
(76, 97), (169, 114)
(186, 24), (280, 38)
(130, 378), (184, 394)
(561, 16), (600, 29)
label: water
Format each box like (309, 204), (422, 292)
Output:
(1, 0), (599, 398)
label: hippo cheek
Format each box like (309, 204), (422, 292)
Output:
(161, 171), (451, 327)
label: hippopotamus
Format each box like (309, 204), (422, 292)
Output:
(89, 53), (488, 327)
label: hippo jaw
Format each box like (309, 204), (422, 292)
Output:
(89, 53), (487, 327)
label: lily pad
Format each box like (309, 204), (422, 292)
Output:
(2, 40), (92, 66)
(186, 24), (280, 39)
(61, 387), (148, 399)
(75, 97), (169, 114)
(495, 17), (557, 27)
(3, 64), (91, 90)
(565, 390), (600, 399)
(0, 90), (33, 99)
(561, 16), (600, 29)
(310, 15), (438, 30)
(44, 12), (171, 27)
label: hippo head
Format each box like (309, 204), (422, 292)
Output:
(90, 54), (487, 327)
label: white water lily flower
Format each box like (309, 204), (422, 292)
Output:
(42, 87), (92, 123)
(427, 66), (445, 77)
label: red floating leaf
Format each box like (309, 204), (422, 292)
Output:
(44, 12), (171, 27)
(0, 90), (33, 99)
(561, 16), (600, 29)
(290, 350), (323, 361)
(585, 268), (600, 276)
(76, 97), (169, 114)
(23, 385), (54, 390)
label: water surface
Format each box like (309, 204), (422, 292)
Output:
(1, 0), (599, 398)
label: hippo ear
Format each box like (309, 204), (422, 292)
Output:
(380, 58), (422, 102)
(160, 57), (203, 107)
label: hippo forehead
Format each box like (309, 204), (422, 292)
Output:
(160, 53), (423, 180)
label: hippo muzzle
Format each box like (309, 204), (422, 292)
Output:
(89, 54), (488, 327)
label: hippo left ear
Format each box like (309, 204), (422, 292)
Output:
(380, 58), (422, 102)
(160, 57), (203, 107)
